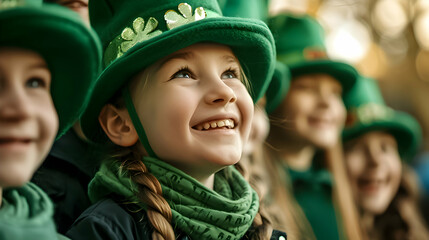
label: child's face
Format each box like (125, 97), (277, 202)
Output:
(275, 74), (346, 148)
(344, 131), (402, 215)
(131, 43), (253, 179)
(0, 48), (58, 188)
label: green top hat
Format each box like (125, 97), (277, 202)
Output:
(268, 14), (358, 99)
(82, 0), (276, 142)
(265, 61), (291, 114)
(0, 0), (102, 137)
(342, 76), (422, 159)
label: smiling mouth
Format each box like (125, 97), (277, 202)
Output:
(358, 178), (385, 194)
(0, 138), (32, 150)
(0, 138), (31, 143)
(192, 119), (236, 131)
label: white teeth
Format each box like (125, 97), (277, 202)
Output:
(195, 119), (235, 130)
(217, 121), (225, 127)
(225, 120), (231, 127)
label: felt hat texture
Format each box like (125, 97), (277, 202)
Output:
(268, 14), (358, 99)
(265, 61), (291, 114)
(82, 0), (276, 142)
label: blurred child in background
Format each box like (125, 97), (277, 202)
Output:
(266, 13), (363, 240)
(343, 76), (429, 240)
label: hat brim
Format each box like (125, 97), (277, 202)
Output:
(0, 5), (102, 137)
(289, 60), (358, 96)
(265, 61), (290, 114)
(82, 17), (275, 142)
(343, 112), (422, 159)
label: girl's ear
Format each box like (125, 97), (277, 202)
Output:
(99, 104), (139, 147)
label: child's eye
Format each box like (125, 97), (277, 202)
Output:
(26, 77), (47, 89)
(221, 68), (240, 80)
(170, 67), (194, 80)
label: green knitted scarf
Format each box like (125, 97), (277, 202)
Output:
(0, 183), (60, 240)
(89, 157), (259, 240)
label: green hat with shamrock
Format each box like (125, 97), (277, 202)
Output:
(268, 14), (358, 97)
(265, 61), (291, 114)
(81, 0), (276, 147)
(342, 76), (422, 159)
(0, 0), (102, 137)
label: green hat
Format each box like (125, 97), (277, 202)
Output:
(0, 0), (102, 137)
(82, 0), (276, 143)
(342, 76), (422, 159)
(218, 0), (268, 22)
(268, 14), (358, 97)
(265, 61), (291, 114)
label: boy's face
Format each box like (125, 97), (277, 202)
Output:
(0, 48), (58, 188)
(130, 43), (254, 180)
(344, 131), (402, 215)
(274, 74), (346, 148)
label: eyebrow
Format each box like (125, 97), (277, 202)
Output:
(222, 55), (239, 64)
(157, 52), (194, 70)
(27, 62), (48, 70)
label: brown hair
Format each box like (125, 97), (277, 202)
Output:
(264, 114), (365, 240)
(263, 143), (317, 240)
(325, 144), (366, 240)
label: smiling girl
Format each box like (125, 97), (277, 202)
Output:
(0, 0), (101, 239)
(266, 14), (363, 240)
(65, 0), (285, 239)
(343, 76), (429, 240)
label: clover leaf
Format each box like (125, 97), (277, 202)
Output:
(164, 3), (206, 30)
(120, 17), (162, 53)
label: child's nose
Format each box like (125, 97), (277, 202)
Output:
(204, 79), (237, 105)
(0, 85), (32, 121)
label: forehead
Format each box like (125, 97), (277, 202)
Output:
(159, 43), (237, 64)
(0, 47), (47, 69)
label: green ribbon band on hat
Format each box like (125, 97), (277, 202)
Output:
(104, 5), (221, 66)
(89, 158), (259, 239)
(122, 86), (157, 158)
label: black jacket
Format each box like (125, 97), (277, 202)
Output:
(31, 130), (101, 234)
(66, 198), (287, 240)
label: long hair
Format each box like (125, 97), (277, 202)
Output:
(264, 112), (364, 240)
(325, 144), (366, 240)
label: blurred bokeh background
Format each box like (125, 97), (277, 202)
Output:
(270, 0), (429, 152)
